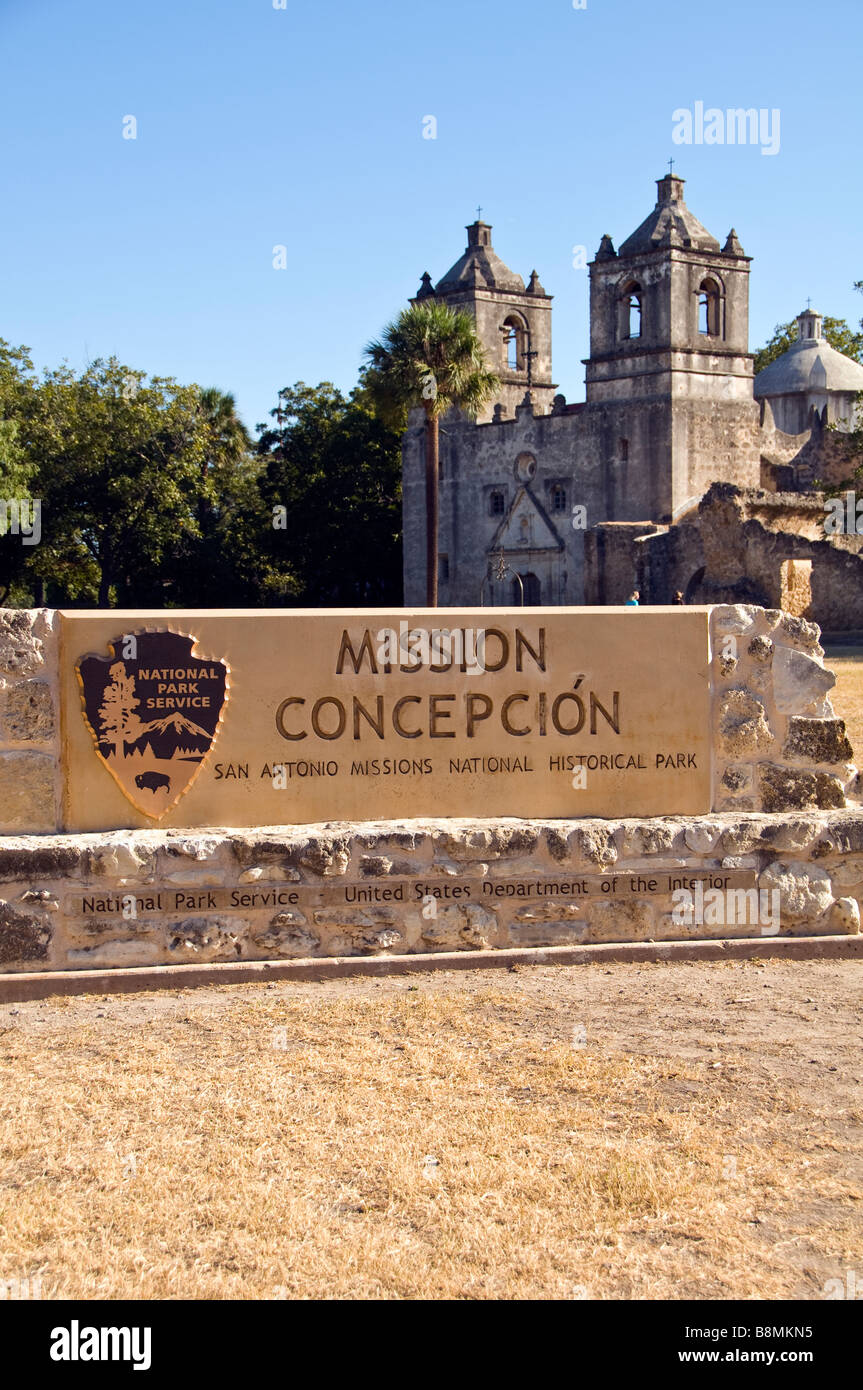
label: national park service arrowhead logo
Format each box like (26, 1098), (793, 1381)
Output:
(77, 630), (229, 819)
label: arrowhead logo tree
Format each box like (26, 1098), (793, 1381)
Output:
(76, 630), (230, 819)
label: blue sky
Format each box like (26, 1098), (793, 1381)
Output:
(1, 0), (861, 434)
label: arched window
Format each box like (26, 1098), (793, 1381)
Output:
(698, 278), (721, 337)
(502, 315), (526, 372)
(628, 293), (642, 338)
(619, 282), (643, 341)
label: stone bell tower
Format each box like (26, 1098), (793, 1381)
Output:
(413, 219), (556, 421)
(585, 174), (759, 523)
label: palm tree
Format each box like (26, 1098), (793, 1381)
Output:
(364, 303), (499, 606)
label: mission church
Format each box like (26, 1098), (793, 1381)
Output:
(401, 173), (863, 632)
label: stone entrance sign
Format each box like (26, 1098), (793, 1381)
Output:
(58, 608), (712, 831)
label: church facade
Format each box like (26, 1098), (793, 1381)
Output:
(401, 174), (863, 629)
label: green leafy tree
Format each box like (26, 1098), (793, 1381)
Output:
(363, 303), (499, 605)
(0, 339), (40, 603)
(256, 381), (403, 604)
(17, 357), (218, 606)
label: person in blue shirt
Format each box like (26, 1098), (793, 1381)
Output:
(625, 590), (640, 606)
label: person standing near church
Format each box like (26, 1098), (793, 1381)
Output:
(625, 590), (640, 606)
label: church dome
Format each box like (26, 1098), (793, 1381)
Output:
(754, 310), (863, 397)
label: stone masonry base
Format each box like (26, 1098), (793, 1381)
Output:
(1, 811), (862, 976)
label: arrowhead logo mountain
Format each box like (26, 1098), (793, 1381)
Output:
(76, 630), (230, 819)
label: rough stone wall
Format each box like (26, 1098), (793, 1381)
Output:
(0, 610), (60, 834)
(0, 809), (860, 973)
(587, 487), (863, 632)
(710, 605), (859, 814)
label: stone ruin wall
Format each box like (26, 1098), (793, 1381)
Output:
(0, 604), (860, 973)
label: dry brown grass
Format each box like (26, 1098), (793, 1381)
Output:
(1, 972), (861, 1301)
(827, 649), (863, 758)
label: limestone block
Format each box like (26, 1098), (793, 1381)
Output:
(0, 900), (52, 965)
(351, 926), (403, 953)
(587, 898), (655, 942)
(718, 689), (773, 758)
(0, 611), (47, 677)
(68, 939), (162, 968)
(297, 838), (351, 876)
(783, 717), (853, 766)
(0, 752), (55, 832)
(510, 921), (587, 947)
(312, 906), (397, 931)
(747, 635), (774, 664)
(758, 818), (821, 852)
(758, 862), (834, 921)
(0, 841), (85, 881)
(772, 647), (835, 715)
(238, 865), (295, 883)
(1, 680), (54, 743)
(829, 897), (860, 934)
(684, 822), (724, 854)
(720, 765), (753, 795)
(618, 822), (679, 858)
(719, 821), (761, 855)
(420, 903), (496, 949)
(253, 916), (319, 956)
(159, 837), (228, 886)
(167, 915), (246, 960)
(546, 824), (617, 867)
(769, 611), (822, 656)
(712, 605), (758, 636)
(90, 837), (154, 884)
(360, 855), (394, 877)
(514, 902), (584, 923)
(758, 765), (845, 812)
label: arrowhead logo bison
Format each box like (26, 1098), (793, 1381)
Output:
(76, 630), (229, 819)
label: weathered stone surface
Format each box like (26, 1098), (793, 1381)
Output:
(0, 901), (51, 964)
(619, 823), (678, 858)
(757, 817), (820, 852)
(759, 765), (845, 812)
(420, 903), (496, 949)
(721, 765), (753, 794)
(296, 838), (351, 876)
(360, 855), (393, 877)
(351, 926), (403, 953)
(747, 635), (773, 664)
(770, 611), (822, 656)
(0, 752), (55, 832)
(588, 898), (654, 941)
(0, 842), (85, 881)
(758, 862), (834, 921)
(1, 681), (54, 743)
(0, 611), (47, 677)
(167, 916), (245, 960)
(718, 689), (773, 758)
(829, 897), (860, 933)
(684, 822), (723, 854)
(253, 918), (319, 956)
(90, 838), (154, 883)
(68, 939), (162, 968)
(772, 647), (835, 715)
(712, 605), (757, 635)
(783, 717), (854, 766)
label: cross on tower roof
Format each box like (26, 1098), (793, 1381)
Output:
(476, 205), (483, 221)
(667, 158), (675, 173)
(806, 296), (812, 309)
